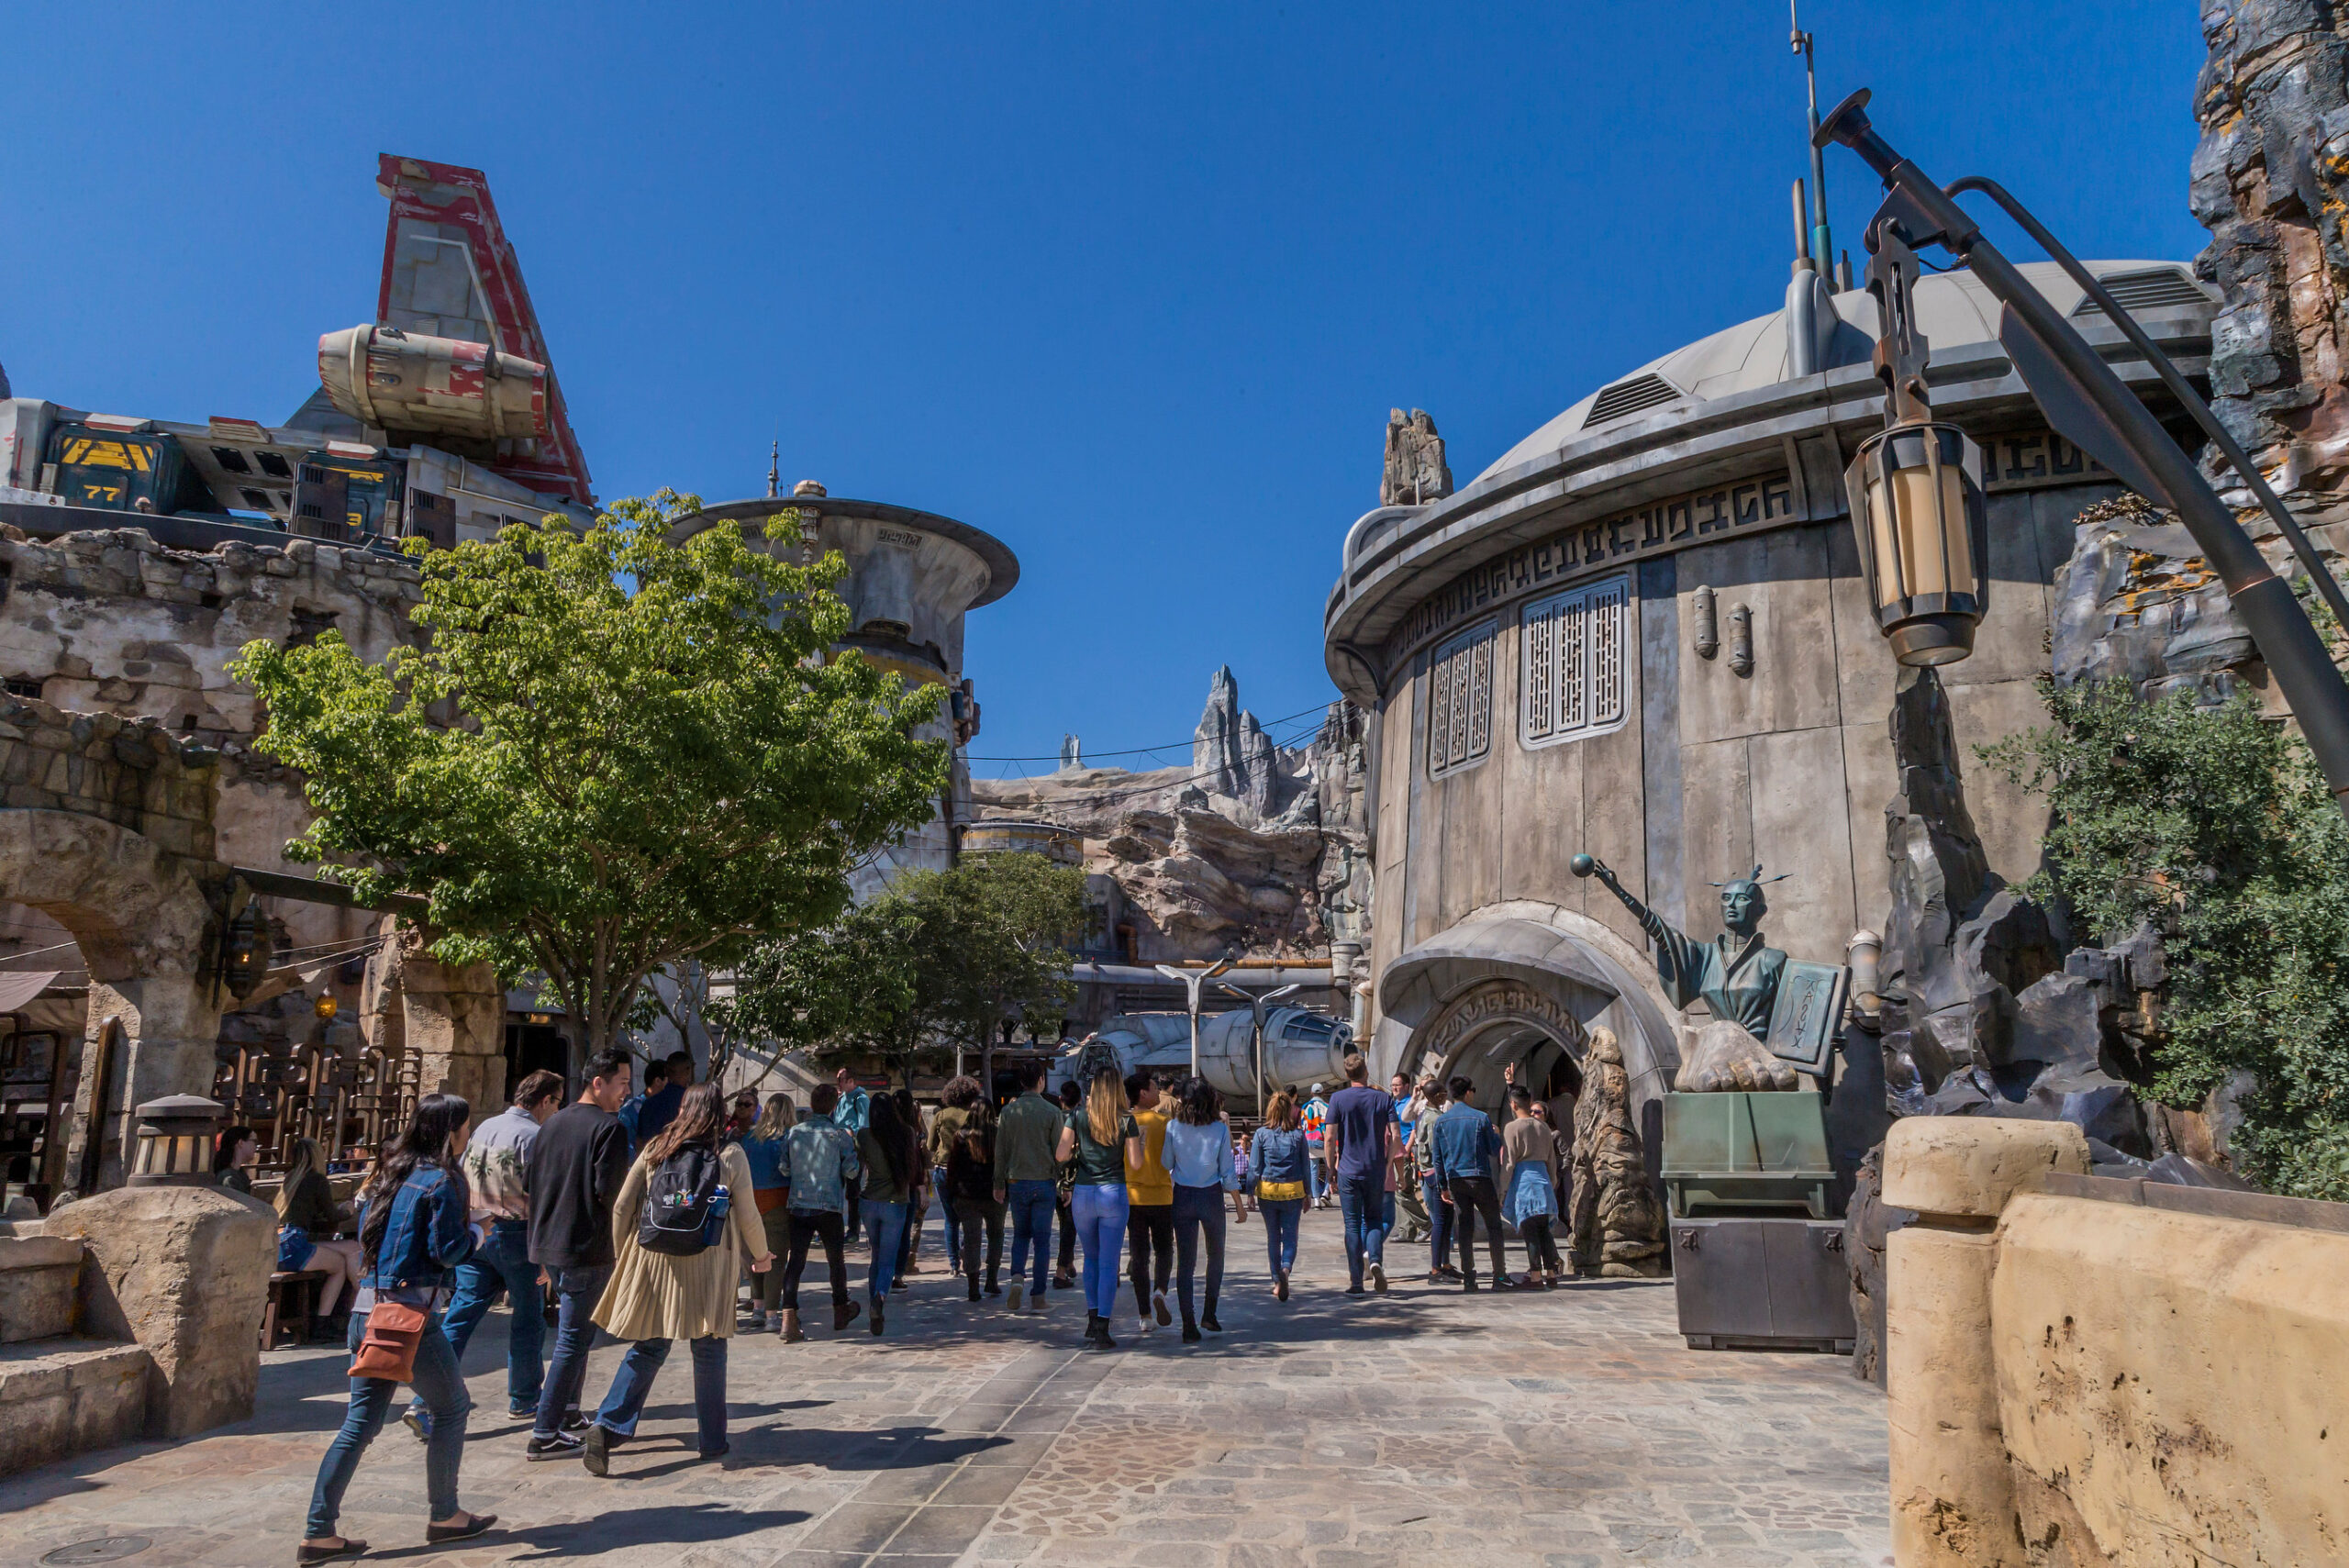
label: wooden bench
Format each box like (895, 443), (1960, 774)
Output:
(262, 1269), (328, 1350)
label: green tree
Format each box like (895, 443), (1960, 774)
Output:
(730, 852), (1091, 1084)
(1983, 678), (2349, 1198)
(233, 495), (950, 1058)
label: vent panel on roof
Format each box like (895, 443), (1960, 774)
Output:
(1582, 373), (1683, 429)
(2071, 268), (2212, 318)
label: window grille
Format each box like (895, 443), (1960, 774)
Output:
(1521, 574), (1630, 749)
(1426, 620), (1496, 777)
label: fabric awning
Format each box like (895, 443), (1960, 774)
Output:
(0, 970), (63, 1012)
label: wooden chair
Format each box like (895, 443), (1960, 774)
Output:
(262, 1269), (328, 1350)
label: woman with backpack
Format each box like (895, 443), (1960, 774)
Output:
(297, 1095), (494, 1565)
(1248, 1091), (1311, 1303)
(855, 1092), (920, 1334)
(944, 1099), (1004, 1300)
(579, 1082), (774, 1477)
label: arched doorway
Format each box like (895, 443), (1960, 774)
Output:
(1403, 979), (1586, 1126)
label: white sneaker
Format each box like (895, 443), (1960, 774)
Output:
(1007, 1281), (1025, 1313)
(1138, 1316), (1155, 1336)
(1369, 1262), (1387, 1294)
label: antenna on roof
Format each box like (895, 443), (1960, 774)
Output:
(1791, 1), (1834, 286)
(1792, 178), (1813, 276)
(766, 440), (780, 500)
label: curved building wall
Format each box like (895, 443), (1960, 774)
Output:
(1327, 264), (2211, 1111)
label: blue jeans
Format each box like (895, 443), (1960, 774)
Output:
(1421, 1174), (1453, 1272)
(865, 1199), (909, 1299)
(306, 1307), (470, 1538)
(1070, 1183), (1130, 1317)
(1308, 1145), (1326, 1199)
(1171, 1183), (1226, 1325)
(932, 1168), (961, 1273)
(1006, 1179), (1056, 1293)
(1260, 1197), (1303, 1277)
(1338, 1175), (1395, 1287)
(413, 1220), (541, 1428)
(532, 1262), (611, 1441)
(593, 1335), (729, 1456)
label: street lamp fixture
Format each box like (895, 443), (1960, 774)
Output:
(1217, 980), (1301, 1119)
(1153, 957), (1235, 1075)
(1817, 88), (2349, 816)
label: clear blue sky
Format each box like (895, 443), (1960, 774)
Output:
(4, 2), (2210, 777)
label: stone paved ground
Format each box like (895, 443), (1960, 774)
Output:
(0, 1208), (1889, 1568)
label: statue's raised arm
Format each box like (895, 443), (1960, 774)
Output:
(1570, 853), (1800, 1093)
(1569, 853), (1715, 1015)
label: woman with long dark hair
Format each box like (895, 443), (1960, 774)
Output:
(944, 1096), (1004, 1299)
(276, 1134), (361, 1331)
(580, 1082), (773, 1476)
(1054, 1068), (1141, 1350)
(1159, 1076), (1243, 1342)
(855, 1091), (920, 1333)
(297, 1095), (493, 1564)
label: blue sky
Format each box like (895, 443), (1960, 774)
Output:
(4, 2), (2210, 777)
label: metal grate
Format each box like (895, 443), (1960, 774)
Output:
(1583, 373), (1683, 429)
(2072, 268), (2211, 318)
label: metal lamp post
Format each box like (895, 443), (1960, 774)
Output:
(1218, 980), (1300, 1119)
(1817, 88), (2349, 818)
(1153, 957), (1234, 1076)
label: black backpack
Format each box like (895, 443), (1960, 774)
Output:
(637, 1144), (723, 1256)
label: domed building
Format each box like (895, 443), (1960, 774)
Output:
(1324, 261), (2216, 1130)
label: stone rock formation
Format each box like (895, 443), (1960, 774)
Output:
(1567, 1028), (1667, 1278)
(44, 1184), (273, 1438)
(2051, 495), (2257, 703)
(1381, 407), (1453, 506)
(1842, 1146), (1913, 1388)
(2193, 1), (2349, 520)
(975, 669), (1370, 967)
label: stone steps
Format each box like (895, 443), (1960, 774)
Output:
(0, 1334), (152, 1474)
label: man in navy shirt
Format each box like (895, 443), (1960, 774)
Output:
(1323, 1053), (1398, 1295)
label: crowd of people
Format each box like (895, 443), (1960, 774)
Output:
(281, 1044), (1577, 1562)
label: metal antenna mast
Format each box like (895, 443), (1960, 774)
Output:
(1791, 2), (1836, 285)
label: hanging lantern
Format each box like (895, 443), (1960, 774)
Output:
(1842, 419), (1989, 665)
(128, 1095), (226, 1188)
(220, 902), (273, 1001)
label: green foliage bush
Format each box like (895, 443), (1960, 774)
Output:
(1984, 678), (2349, 1199)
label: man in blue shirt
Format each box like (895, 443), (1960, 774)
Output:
(1431, 1075), (1510, 1292)
(615, 1058), (667, 1158)
(831, 1067), (873, 1241)
(630, 1051), (692, 1151)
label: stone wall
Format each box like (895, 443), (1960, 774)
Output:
(1882, 1116), (2349, 1567)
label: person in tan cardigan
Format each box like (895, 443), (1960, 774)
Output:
(580, 1083), (772, 1475)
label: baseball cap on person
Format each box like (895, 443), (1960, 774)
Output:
(1309, 1083), (1325, 1094)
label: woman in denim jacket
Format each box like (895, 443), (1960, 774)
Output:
(1248, 1093), (1311, 1302)
(298, 1095), (495, 1564)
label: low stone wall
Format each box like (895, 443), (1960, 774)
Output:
(1883, 1117), (2349, 1566)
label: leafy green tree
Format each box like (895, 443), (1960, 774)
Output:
(729, 851), (1090, 1084)
(1983, 678), (2349, 1198)
(233, 495), (950, 1059)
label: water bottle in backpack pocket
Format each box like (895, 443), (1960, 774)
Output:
(638, 1144), (726, 1256)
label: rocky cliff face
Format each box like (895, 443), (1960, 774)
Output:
(972, 670), (1371, 968)
(2195, 0), (2349, 525)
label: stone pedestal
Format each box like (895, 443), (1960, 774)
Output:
(1881, 1117), (2086, 1568)
(43, 1184), (273, 1439)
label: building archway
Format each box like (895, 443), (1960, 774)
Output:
(0, 809), (222, 1195)
(1404, 978), (1586, 1121)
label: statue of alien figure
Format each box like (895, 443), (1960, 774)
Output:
(1571, 853), (1801, 1093)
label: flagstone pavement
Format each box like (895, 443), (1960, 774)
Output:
(0, 1207), (1890, 1568)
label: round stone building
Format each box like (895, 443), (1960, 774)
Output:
(1324, 261), (2216, 1127)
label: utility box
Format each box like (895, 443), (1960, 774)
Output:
(1661, 1090), (1836, 1218)
(1670, 1217), (1854, 1353)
